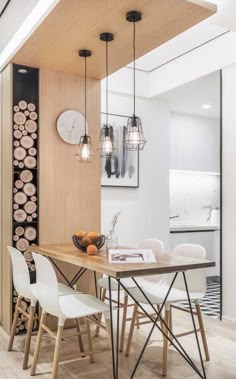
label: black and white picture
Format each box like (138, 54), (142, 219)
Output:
(101, 113), (139, 187)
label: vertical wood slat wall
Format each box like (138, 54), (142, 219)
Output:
(0, 64), (13, 333)
(0, 65), (101, 334)
(39, 68), (101, 296)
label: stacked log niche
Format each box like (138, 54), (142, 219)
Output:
(12, 64), (39, 334)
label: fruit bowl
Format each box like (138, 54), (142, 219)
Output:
(72, 234), (106, 252)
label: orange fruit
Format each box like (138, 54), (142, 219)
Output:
(75, 230), (86, 239)
(87, 231), (100, 242)
(82, 236), (92, 246)
(87, 244), (98, 255)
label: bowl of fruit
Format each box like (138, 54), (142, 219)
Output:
(72, 230), (106, 255)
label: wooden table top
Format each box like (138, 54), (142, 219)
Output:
(29, 243), (215, 279)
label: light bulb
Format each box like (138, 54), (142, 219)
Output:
(129, 127), (140, 146)
(102, 136), (113, 155)
(81, 143), (90, 161)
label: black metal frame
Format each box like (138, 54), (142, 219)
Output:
(119, 273), (207, 379)
(47, 258), (207, 379)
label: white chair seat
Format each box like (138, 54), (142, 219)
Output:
(129, 283), (204, 306)
(31, 282), (78, 299)
(59, 293), (110, 319)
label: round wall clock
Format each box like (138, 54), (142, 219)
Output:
(56, 110), (88, 144)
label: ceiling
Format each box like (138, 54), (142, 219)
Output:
(157, 71), (220, 118)
(0, 0), (38, 54)
(11, 0), (215, 79)
(126, 0), (230, 72)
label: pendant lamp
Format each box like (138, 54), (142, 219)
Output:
(125, 11), (146, 151)
(76, 49), (93, 162)
(98, 32), (115, 156)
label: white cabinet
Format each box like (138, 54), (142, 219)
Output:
(170, 112), (220, 172)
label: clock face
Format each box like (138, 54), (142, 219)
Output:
(56, 110), (88, 144)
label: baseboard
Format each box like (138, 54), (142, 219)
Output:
(222, 315), (236, 323)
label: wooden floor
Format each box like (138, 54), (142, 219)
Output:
(0, 308), (236, 378)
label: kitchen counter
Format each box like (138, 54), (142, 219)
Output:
(170, 224), (220, 233)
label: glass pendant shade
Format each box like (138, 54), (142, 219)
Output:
(125, 11), (146, 151)
(76, 49), (93, 163)
(98, 32), (115, 157)
(125, 115), (146, 150)
(99, 124), (115, 156)
(76, 135), (93, 162)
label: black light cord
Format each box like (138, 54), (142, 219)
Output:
(84, 56), (87, 136)
(133, 20), (136, 117)
(106, 39), (109, 130)
(0, 0), (11, 18)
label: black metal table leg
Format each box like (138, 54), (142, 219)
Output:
(119, 274), (205, 379)
(183, 272), (207, 379)
(109, 276), (116, 379)
(116, 279), (120, 379)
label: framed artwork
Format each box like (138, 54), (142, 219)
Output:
(101, 113), (139, 188)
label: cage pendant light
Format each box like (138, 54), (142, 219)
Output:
(76, 49), (93, 163)
(98, 32), (115, 157)
(125, 11), (146, 151)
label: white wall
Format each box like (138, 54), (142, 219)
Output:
(170, 112), (220, 172)
(222, 63), (236, 322)
(101, 90), (170, 249)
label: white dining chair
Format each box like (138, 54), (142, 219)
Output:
(31, 252), (111, 379)
(7, 246), (79, 370)
(96, 239), (164, 352)
(126, 244), (210, 376)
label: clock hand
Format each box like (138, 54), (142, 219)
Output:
(68, 118), (76, 138)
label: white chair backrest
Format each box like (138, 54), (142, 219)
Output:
(169, 244), (206, 294)
(8, 246), (32, 299)
(138, 239), (164, 284)
(138, 239), (164, 258)
(33, 253), (63, 318)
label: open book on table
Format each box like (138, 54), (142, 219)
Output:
(108, 249), (156, 264)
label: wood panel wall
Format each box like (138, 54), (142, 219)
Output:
(0, 64), (13, 333)
(39, 69), (101, 297)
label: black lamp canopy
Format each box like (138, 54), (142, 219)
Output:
(76, 49), (93, 162)
(125, 10), (146, 151)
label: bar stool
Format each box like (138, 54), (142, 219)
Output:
(31, 252), (111, 379)
(96, 239), (164, 352)
(7, 246), (77, 370)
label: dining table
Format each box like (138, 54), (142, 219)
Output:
(29, 243), (215, 379)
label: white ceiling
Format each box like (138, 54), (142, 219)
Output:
(0, 0), (38, 53)
(127, 0), (231, 72)
(157, 71), (220, 119)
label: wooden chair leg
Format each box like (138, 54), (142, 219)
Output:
(136, 308), (140, 329)
(162, 308), (170, 377)
(119, 293), (128, 352)
(157, 304), (164, 337)
(23, 305), (35, 370)
(195, 303), (210, 361)
(86, 319), (94, 363)
(95, 289), (106, 337)
(75, 318), (85, 357)
(125, 304), (138, 357)
(31, 311), (47, 376)
(105, 318), (111, 347)
(8, 296), (22, 351)
(169, 305), (173, 343)
(52, 324), (64, 379)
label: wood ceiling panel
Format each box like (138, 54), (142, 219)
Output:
(12, 0), (216, 79)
